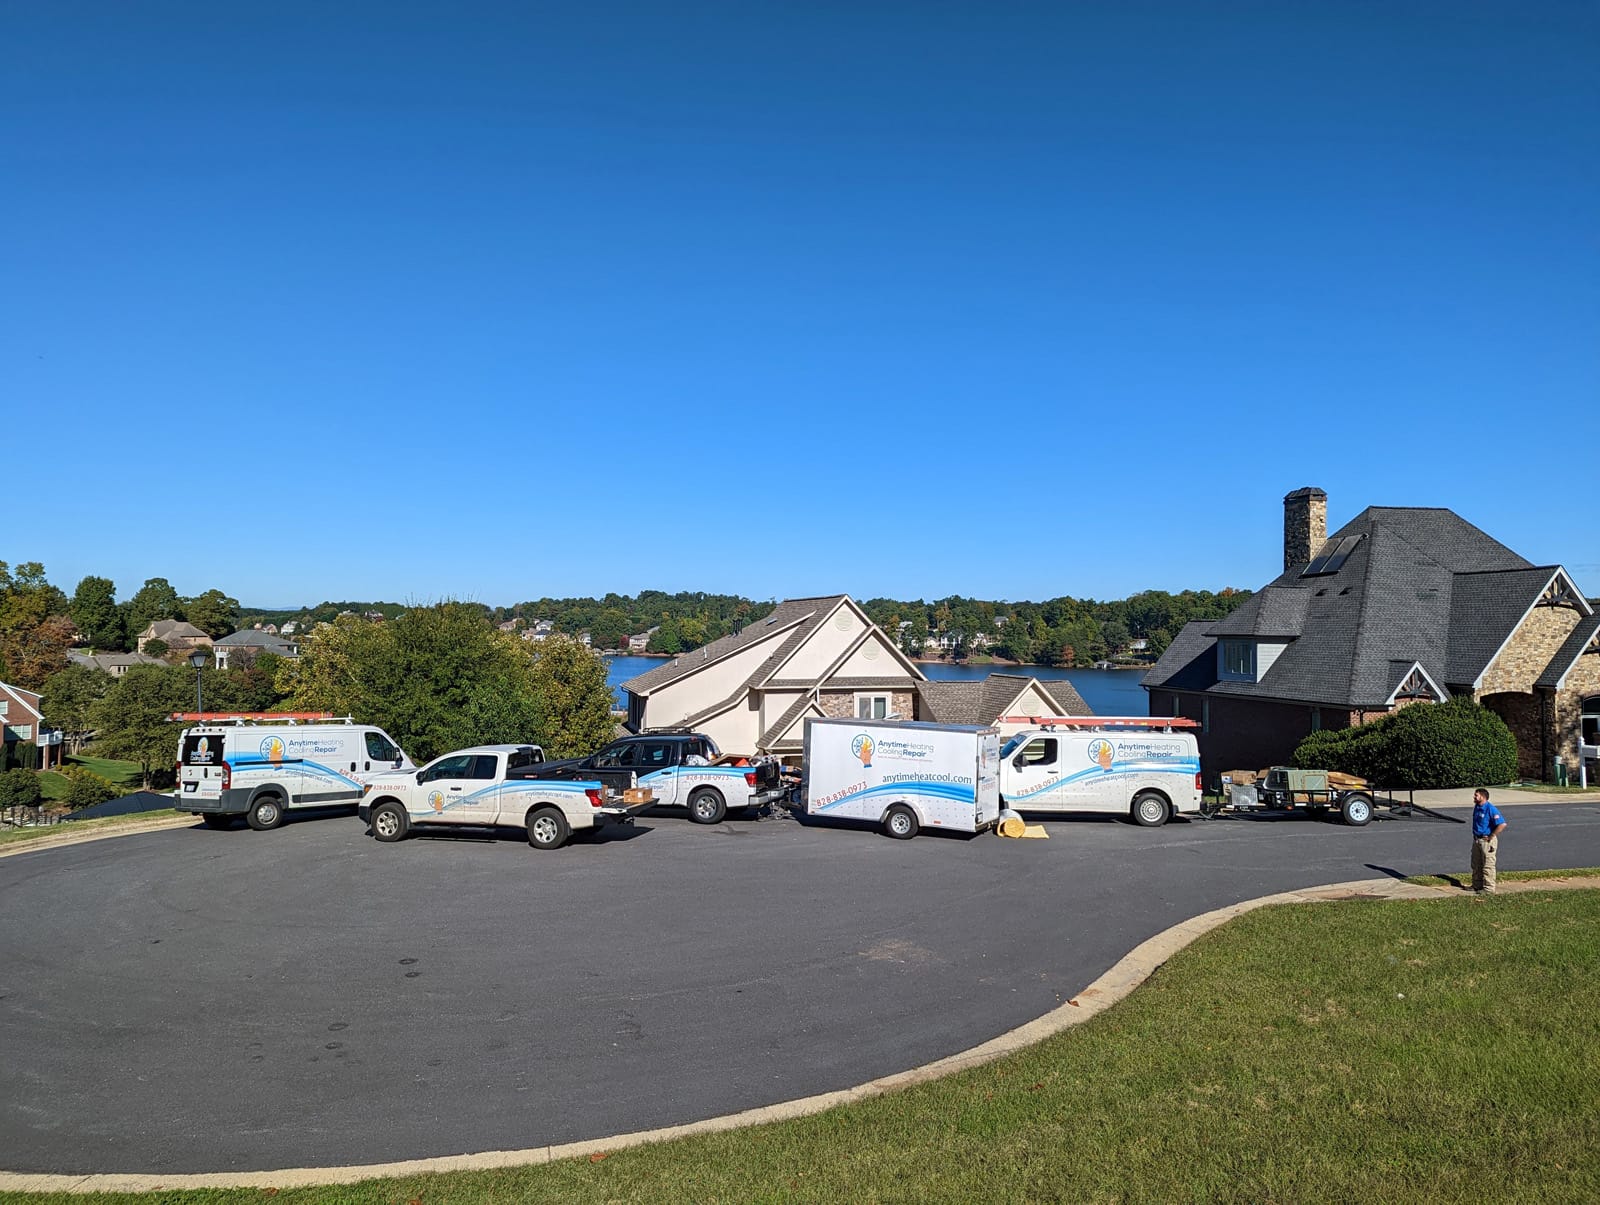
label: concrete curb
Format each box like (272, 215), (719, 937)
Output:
(0, 873), (1514, 1195)
(0, 814), (194, 859)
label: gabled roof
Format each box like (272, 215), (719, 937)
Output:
(1536, 615), (1600, 691)
(1, 681), (44, 721)
(145, 619), (209, 640)
(917, 674), (1091, 725)
(622, 596), (847, 695)
(758, 694), (827, 749)
(1143, 505), (1579, 709)
(67, 651), (165, 672)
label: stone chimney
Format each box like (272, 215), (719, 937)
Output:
(1283, 487), (1327, 570)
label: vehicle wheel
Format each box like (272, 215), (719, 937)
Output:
(370, 801), (408, 843)
(201, 813), (232, 830)
(527, 806), (571, 850)
(1340, 793), (1374, 827)
(883, 804), (919, 840)
(246, 794), (285, 831)
(688, 788), (727, 825)
(1131, 791), (1170, 827)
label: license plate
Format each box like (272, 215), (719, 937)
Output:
(183, 782), (197, 793)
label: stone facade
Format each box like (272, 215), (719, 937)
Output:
(1283, 487), (1328, 571)
(1553, 649), (1600, 769)
(816, 688), (918, 721)
(1477, 602), (1583, 696)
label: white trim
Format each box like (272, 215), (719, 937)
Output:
(629, 619), (807, 698)
(0, 683), (44, 722)
(1384, 661), (1448, 706)
(756, 597), (926, 688)
(1473, 567), (1591, 691)
(852, 691), (893, 720)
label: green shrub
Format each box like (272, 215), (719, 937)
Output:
(1293, 699), (1518, 789)
(0, 766), (43, 810)
(58, 765), (119, 809)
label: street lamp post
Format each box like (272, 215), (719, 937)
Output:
(188, 649), (208, 716)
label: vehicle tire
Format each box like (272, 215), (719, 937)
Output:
(370, 801), (408, 843)
(883, 804), (919, 840)
(1340, 793), (1374, 827)
(201, 813), (232, 830)
(246, 794), (285, 831)
(688, 788), (727, 825)
(1131, 791), (1170, 827)
(527, 806), (571, 850)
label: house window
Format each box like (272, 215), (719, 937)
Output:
(1219, 640), (1256, 681)
(1583, 697), (1600, 748)
(856, 693), (891, 720)
(1311, 708), (1322, 732)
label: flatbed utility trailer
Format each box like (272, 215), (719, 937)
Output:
(1206, 766), (1381, 827)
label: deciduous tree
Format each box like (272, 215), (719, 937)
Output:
(42, 664), (111, 749)
(185, 589), (240, 639)
(90, 664), (189, 785)
(528, 634), (616, 758)
(70, 576), (126, 651)
(123, 578), (183, 640)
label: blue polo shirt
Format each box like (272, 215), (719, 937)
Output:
(1472, 798), (1506, 838)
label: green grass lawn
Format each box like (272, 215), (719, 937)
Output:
(0, 810), (181, 847)
(2, 891), (1597, 1204)
(64, 754), (145, 789)
(34, 771), (71, 803)
(1406, 866), (1600, 890)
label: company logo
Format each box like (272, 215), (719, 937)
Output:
(851, 733), (875, 768)
(261, 736), (286, 763)
(1087, 738), (1114, 771)
(429, 790), (445, 813)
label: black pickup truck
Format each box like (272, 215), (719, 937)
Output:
(511, 733), (783, 824)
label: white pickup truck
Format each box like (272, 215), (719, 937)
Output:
(358, 743), (649, 850)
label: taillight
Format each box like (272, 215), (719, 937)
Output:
(1195, 772), (1204, 791)
(174, 761), (181, 779)
(585, 788), (602, 808)
(222, 762), (232, 790)
(744, 771), (757, 787)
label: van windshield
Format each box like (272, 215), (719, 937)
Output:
(1000, 735), (1026, 759)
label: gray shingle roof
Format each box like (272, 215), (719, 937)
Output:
(214, 630), (298, 652)
(1445, 568), (1561, 685)
(1143, 506), (1560, 709)
(622, 596), (847, 695)
(917, 674), (1092, 725)
(758, 695), (822, 748)
(1209, 586), (1311, 638)
(1536, 615), (1600, 691)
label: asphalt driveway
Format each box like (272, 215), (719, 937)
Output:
(3, 801), (1598, 1175)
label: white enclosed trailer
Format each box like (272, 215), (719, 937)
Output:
(802, 717), (1000, 839)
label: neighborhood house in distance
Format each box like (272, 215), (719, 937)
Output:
(622, 594), (1091, 756)
(1143, 487), (1600, 778)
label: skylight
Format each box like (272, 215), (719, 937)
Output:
(1302, 534), (1364, 577)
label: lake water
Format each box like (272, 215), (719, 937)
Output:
(602, 656), (1149, 717)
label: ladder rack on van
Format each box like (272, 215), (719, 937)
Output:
(168, 712), (355, 725)
(999, 715), (1200, 732)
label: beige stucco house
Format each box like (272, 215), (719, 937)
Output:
(622, 595), (1089, 756)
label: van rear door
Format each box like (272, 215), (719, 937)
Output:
(180, 730), (226, 801)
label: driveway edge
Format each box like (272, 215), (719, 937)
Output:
(0, 873), (1492, 1194)
(0, 814), (194, 859)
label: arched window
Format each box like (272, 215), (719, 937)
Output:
(1583, 697), (1600, 748)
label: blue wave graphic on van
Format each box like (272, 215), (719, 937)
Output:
(814, 780), (977, 812)
(1006, 758), (1201, 801)
(411, 778), (602, 817)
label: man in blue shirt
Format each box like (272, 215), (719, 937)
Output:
(1471, 788), (1508, 894)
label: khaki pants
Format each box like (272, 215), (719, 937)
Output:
(1472, 836), (1499, 893)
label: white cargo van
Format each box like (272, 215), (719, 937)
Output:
(997, 717), (1201, 826)
(176, 713), (414, 830)
(803, 717), (1000, 839)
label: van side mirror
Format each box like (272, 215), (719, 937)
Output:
(1012, 756), (1025, 771)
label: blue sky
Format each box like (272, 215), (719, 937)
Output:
(5, 2), (1596, 608)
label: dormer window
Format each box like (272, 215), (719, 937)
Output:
(1219, 639), (1257, 681)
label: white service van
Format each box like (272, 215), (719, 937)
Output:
(997, 717), (1202, 826)
(177, 714), (415, 830)
(803, 717), (1001, 839)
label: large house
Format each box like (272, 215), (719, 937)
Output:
(67, 650), (166, 677)
(212, 629), (301, 669)
(135, 619), (212, 655)
(622, 595), (1088, 756)
(1, 681), (61, 770)
(1143, 487), (1600, 779)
